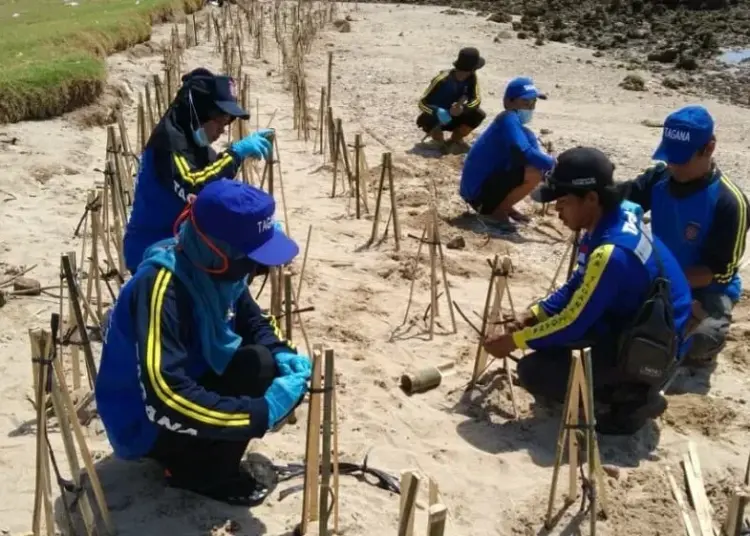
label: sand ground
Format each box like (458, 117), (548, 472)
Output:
(1, 2), (750, 535)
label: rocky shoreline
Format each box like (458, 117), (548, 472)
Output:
(377, 0), (750, 106)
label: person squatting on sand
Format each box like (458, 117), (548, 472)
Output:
(619, 105), (750, 372)
(123, 67), (274, 274)
(483, 147), (693, 435)
(416, 47), (486, 153)
(96, 180), (311, 506)
(459, 77), (555, 232)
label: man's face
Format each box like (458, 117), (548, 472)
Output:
(507, 97), (536, 111)
(666, 140), (715, 182)
(202, 114), (233, 143)
(554, 193), (595, 231)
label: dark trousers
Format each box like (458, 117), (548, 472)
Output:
(469, 165), (525, 215)
(416, 106), (486, 133)
(147, 345), (277, 480)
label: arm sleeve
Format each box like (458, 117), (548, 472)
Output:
(618, 162), (667, 213)
(135, 269), (269, 440)
(466, 75), (481, 109)
(533, 266), (585, 319)
(234, 288), (297, 355)
(700, 178), (749, 283)
(418, 72), (449, 115)
(513, 245), (627, 350)
(503, 116), (555, 171)
(155, 146), (243, 196)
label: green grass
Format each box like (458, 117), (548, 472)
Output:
(0, 0), (203, 124)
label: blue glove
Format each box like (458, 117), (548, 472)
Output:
(265, 373), (308, 429)
(274, 351), (312, 377)
(231, 130), (272, 160)
(436, 108), (452, 126)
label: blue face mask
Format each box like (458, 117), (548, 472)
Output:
(192, 127), (210, 148)
(517, 109), (534, 125)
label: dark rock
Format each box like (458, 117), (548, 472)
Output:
(441, 8), (462, 15)
(446, 236), (466, 250)
(620, 74), (646, 91)
(548, 30), (568, 42)
(677, 56), (699, 70)
(648, 48), (679, 63)
(662, 77), (684, 89)
(333, 19), (351, 32)
(0, 290), (5, 309)
(517, 31), (529, 39)
(487, 11), (512, 23)
(13, 277), (41, 296)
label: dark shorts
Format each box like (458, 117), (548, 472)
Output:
(147, 344), (277, 480)
(468, 165), (525, 215)
(682, 290), (734, 366)
(416, 107), (486, 133)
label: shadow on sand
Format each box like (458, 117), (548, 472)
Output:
(451, 384), (661, 470)
(52, 455), (269, 536)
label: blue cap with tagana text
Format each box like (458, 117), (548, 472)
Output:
(192, 179), (299, 266)
(652, 105), (715, 165)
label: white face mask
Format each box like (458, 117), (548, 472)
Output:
(517, 109), (534, 125)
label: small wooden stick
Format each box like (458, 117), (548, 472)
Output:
(61, 254), (97, 388)
(296, 225), (313, 303)
(666, 466), (697, 536)
(428, 217), (438, 340)
(427, 504), (448, 536)
(431, 207), (457, 334)
(398, 470), (421, 536)
(319, 349), (335, 534)
(326, 51), (333, 109)
(386, 153), (401, 250)
(354, 134), (362, 219)
(300, 346), (323, 532)
(369, 153), (387, 245)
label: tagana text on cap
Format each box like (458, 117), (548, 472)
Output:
(193, 179), (299, 266)
(504, 76), (548, 101)
(652, 105), (714, 166)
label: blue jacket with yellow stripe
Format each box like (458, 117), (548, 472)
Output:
(622, 163), (749, 302)
(512, 203), (693, 355)
(95, 264), (293, 461)
(123, 108), (242, 273)
(418, 69), (481, 115)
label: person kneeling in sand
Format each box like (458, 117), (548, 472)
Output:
(416, 47), (486, 153)
(96, 179), (310, 506)
(483, 147), (693, 435)
(459, 77), (555, 231)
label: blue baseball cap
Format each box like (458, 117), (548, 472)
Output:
(504, 76), (547, 101)
(192, 179), (298, 266)
(652, 105), (714, 165)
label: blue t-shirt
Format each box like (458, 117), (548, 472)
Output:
(460, 111), (555, 203)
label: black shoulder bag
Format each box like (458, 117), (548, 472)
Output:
(616, 229), (679, 388)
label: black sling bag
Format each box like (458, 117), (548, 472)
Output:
(615, 228), (679, 388)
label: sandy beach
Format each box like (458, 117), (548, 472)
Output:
(1, 2), (749, 535)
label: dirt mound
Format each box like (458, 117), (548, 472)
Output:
(663, 393), (740, 437)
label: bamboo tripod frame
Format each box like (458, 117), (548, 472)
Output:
(467, 255), (520, 418)
(396, 206), (456, 340)
(368, 152), (402, 250)
(30, 319), (113, 536)
(545, 350), (609, 534)
(298, 345), (340, 536)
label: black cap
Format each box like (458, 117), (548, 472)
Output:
(453, 47), (485, 71)
(531, 147), (615, 203)
(181, 68), (250, 121)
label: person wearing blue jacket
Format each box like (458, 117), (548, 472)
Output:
(123, 67), (274, 274)
(484, 147), (693, 435)
(619, 105), (749, 371)
(459, 76), (555, 231)
(96, 179), (310, 506)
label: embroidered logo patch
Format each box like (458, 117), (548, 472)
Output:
(684, 221), (701, 241)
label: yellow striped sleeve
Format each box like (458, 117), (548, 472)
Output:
(513, 245), (614, 350)
(715, 175), (747, 283)
(418, 71), (449, 114)
(146, 268), (250, 427)
(173, 153), (235, 186)
(263, 313), (296, 351)
(467, 76), (481, 108)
